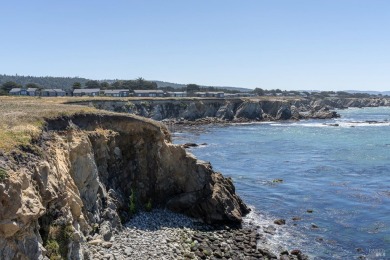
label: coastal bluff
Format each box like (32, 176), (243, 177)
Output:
(71, 96), (390, 124)
(0, 109), (249, 259)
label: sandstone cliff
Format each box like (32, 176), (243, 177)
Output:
(0, 113), (249, 259)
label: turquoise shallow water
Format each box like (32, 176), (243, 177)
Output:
(173, 107), (390, 259)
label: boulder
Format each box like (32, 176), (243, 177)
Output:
(235, 101), (263, 120)
(275, 106), (292, 120)
(215, 102), (235, 120)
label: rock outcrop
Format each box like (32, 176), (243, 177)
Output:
(77, 97), (347, 123)
(234, 101), (263, 120)
(0, 113), (249, 259)
(73, 96), (390, 124)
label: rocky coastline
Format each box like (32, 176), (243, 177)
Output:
(3, 97), (388, 259)
(69, 96), (390, 126)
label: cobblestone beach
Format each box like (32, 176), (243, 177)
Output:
(83, 209), (308, 260)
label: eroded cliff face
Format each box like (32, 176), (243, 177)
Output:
(0, 113), (249, 259)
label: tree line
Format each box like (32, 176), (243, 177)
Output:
(0, 77), (158, 95)
(0, 74), (89, 90)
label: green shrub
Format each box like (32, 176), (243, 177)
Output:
(125, 102), (135, 110)
(0, 168), (8, 182)
(45, 224), (73, 259)
(145, 198), (152, 212)
(46, 240), (60, 260)
(92, 223), (99, 234)
(129, 189), (137, 216)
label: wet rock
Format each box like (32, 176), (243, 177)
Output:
(280, 254), (290, 260)
(274, 219), (286, 225)
(263, 225), (276, 235)
(291, 249), (302, 255)
(182, 143), (198, 148)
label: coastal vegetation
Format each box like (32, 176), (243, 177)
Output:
(129, 188), (137, 216)
(145, 198), (153, 212)
(0, 97), (96, 151)
(0, 167), (8, 182)
(44, 224), (74, 259)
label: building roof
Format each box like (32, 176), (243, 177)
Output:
(27, 88), (38, 92)
(207, 92), (224, 94)
(9, 88), (21, 93)
(73, 89), (101, 94)
(104, 89), (129, 94)
(53, 89), (66, 93)
(133, 90), (164, 94)
(42, 89), (56, 93)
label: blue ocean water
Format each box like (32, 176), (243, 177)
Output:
(173, 107), (390, 259)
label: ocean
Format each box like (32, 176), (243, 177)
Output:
(173, 107), (390, 259)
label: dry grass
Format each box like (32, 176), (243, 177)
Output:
(0, 96), (97, 152)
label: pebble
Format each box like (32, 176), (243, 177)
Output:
(82, 209), (308, 259)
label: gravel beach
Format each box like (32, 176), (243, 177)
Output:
(83, 209), (308, 260)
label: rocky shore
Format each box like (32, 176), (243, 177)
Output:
(70, 97), (342, 125)
(5, 97), (387, 259)
(69, 96), (390, 126)
(83, 209), (309, 260)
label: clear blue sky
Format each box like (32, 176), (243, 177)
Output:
(0, 0), (389, 91)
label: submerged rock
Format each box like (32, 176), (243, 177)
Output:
(274, 219), (286, 225)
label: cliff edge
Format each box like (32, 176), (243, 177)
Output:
(0, 106), (249, 259)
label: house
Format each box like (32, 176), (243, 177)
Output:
(53, 89), (66, 97)
(27, 88), (39, 96)
(167, 91), (187, 97)
(208, 92), (224, 98)
(194, 92), (207, 97)
(73, 89), (101, 97)
(9, 88), (22, 95)
(65, 89), (73, 96)
(20, 89), (28, 95)
(41, 89), (57, 97)
(133, 90), (164, 97)
(194, 92), (224, 98)
(40, 89), (66, 97)
(104, 89), (130, 97)
(237, 93), (254, 97)
(224, 93), (238, 98)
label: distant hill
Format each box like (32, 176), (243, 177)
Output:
(0, 74), (89, 90)
(0, 75), (253, 92)
(153, 80), (252, 92)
